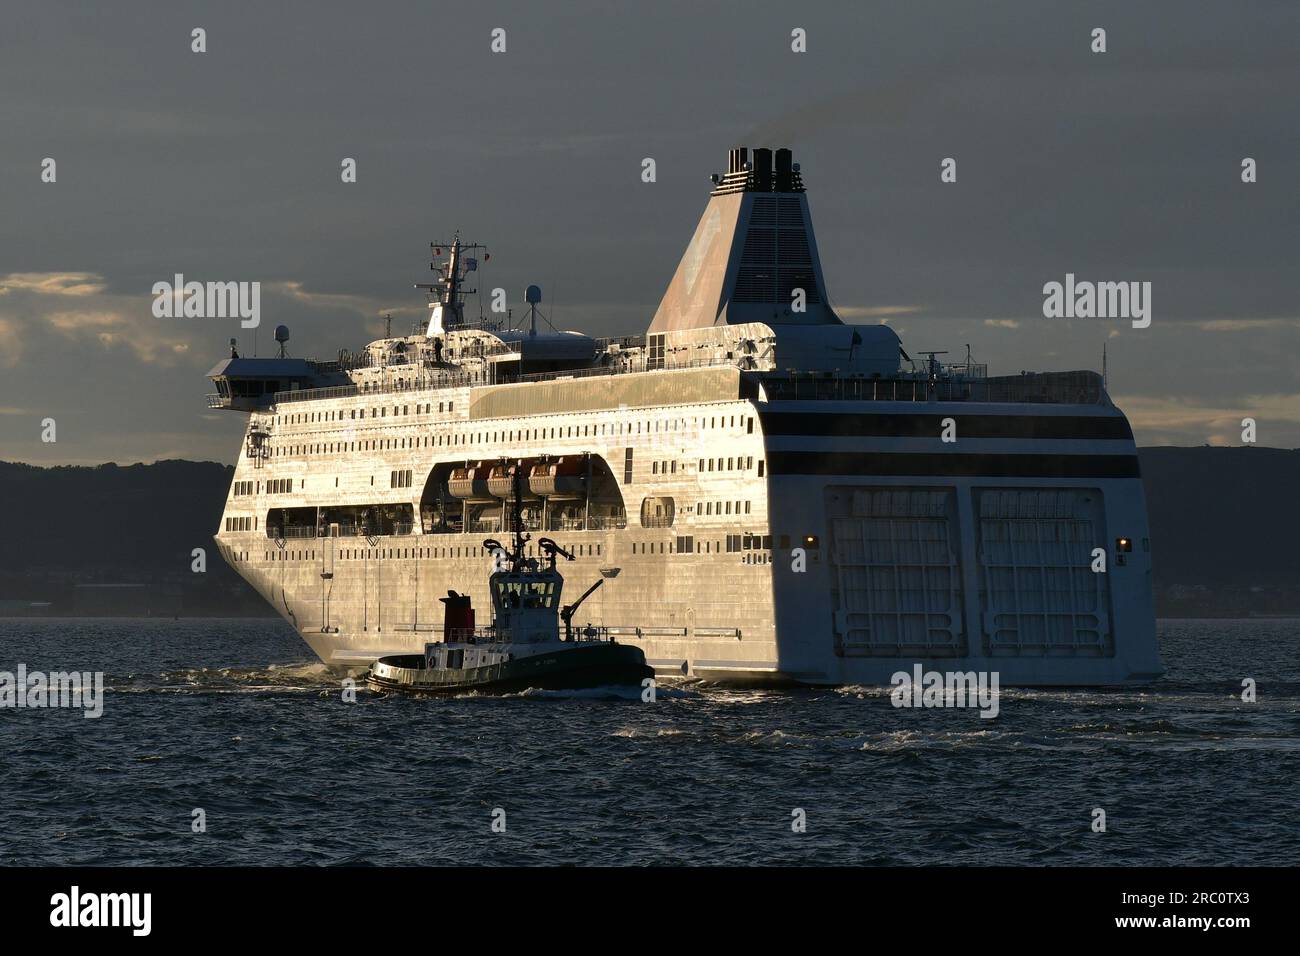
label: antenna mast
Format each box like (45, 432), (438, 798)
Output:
(415, 237), (489, 335)
(511, 462), (529, 568)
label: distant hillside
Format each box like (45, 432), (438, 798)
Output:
(0, 459), (271, 616)
(1137, 446), (1300, 615)
(1, 448), (1297, 616)
(1139, 447), (1300, 586)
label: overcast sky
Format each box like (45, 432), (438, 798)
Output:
(1, 0), (1297, 464)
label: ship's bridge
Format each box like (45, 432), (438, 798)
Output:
(205, 357), (349, 411)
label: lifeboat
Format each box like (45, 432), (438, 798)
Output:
(487, 462), (539, 500)
(447, 463), (493, 502)
(529, 456), (588, 499)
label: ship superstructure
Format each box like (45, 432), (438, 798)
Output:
(208, 146), (1161, 685)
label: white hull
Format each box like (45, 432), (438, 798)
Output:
(216, 389), (1162, 686)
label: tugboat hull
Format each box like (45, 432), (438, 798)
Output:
(367, 643), (653, 696)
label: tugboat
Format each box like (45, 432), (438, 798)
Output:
(367, 465), (653, 695)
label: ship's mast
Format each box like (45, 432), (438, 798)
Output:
(417, 236), (489, 336)
(510, 462), (528, 569)
(481, 463), (533, 574)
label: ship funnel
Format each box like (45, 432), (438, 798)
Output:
(647, 145), (840, 334)
(774, 148), (794, 192)
(752, 147), (773, 191)
(727, 147), (748, 175)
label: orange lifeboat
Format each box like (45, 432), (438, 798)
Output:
(447, 463), (493, 502)
(529, 456), (587, 499)
(487, 462), (539, 500)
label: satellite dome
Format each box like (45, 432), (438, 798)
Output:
(274, 324), (291, 344)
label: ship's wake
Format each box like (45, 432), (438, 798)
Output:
(109, 661), (335, 694)
(509, 683), (701, 701)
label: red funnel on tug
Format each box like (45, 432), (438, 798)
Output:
(439, 591), (474, 642)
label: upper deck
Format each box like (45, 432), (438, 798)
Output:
(208, 329), (1107, 416)
(206, 144), (1112, 420)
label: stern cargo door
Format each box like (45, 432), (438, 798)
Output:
(828, 488), (965, 657)
(976, 488), (1112, 657)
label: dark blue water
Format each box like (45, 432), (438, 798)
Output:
(1, 618), (1296, 865)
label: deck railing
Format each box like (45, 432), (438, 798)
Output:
(432, 625), (612, 645)
(213, 358), (1102, 413)
(761, 371), (1104, 405)
(267, 524), (413, 539)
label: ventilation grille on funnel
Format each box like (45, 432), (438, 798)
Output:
(733, 197), (821, 304)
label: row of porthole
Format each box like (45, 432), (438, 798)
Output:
(264, 408), (754, 451)
(261, 543), (604, 562)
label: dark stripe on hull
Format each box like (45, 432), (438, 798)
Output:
(759, 412), (1133, 440)
(767, 451), (1141, 478)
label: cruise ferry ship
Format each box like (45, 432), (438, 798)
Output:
(207, 146), (1162, 685)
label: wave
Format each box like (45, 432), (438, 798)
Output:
(512, 683), (700, 701)
(106, 661), (335, 694)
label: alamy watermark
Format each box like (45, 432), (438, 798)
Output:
(50, 886), (150, 936)
(151, 274), (260, 328)
(1042, 273), (1150, 328)
(890, 665), (1000, 719)
(0, 665), (104, 718)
